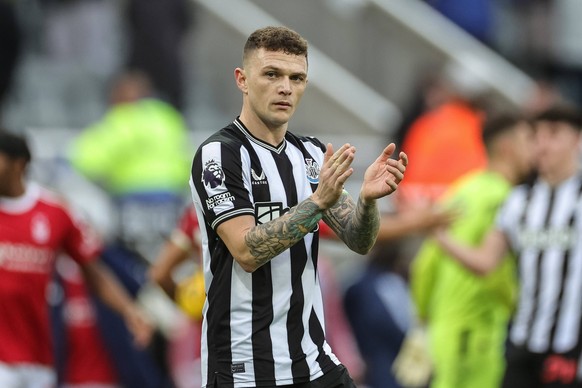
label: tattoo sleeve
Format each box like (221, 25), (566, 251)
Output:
(244, 197), (323, 268)
(323, 192), (380, 254)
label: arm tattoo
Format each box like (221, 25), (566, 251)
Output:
(244, 197), (323, 268)
(323, 192), (379, 254)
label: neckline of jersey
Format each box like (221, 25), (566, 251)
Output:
(234, 118), (287, 155)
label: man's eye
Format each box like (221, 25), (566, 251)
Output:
(266, 72), (277, 78)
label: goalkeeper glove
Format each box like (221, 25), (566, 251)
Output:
(392, 325), (432, 387)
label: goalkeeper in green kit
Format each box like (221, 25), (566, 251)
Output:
(393, 113), (535, 387)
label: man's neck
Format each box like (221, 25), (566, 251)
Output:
(1, 180), (26, 199)
(488, 159), (519, 185)
(239, 112), (287, 146)
(541, 163), (579, 187)
(9, 181), (26, 198)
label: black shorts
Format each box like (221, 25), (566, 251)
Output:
(298, 365), (356, 388)
(502, 342), (582, 388)
(211, 364), (356, 388)
(279, 364), (356, 388)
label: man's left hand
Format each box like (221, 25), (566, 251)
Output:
(360, 143), (408, 201)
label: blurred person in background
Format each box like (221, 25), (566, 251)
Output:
(68, 69), (191, 262)
(149, 204), (203, 306)
(0, 129), (152, 388)
(344, 240), (415, 388)
(435, 104), (582, 388)
(67, 69), (192, 388)
(394, 113), (535, 388)
(397, 57), (491, 208)
(52, 256), (121, 388)
(390, 58), (492, 346)
(342, 199), (457, 388)
(391, 70), (454, 150)
(149, 204), (205, 388)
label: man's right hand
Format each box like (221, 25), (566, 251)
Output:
(311, 143), (355, 209)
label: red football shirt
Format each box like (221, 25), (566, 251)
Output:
(0, 183), (101, 366)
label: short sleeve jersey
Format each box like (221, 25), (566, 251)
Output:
(0, 183), (101, 366)
(190, 118), (340, 387)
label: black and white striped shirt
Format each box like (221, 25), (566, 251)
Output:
(190, 118), (340, 387)
(497, 173), (582, 354)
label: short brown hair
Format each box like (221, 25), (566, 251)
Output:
(533, 103), (582, 131)
(481, 112), (525, 150)
(243, 26), (308, 64)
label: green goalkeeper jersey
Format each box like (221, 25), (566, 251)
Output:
(411, 170), (518, 328)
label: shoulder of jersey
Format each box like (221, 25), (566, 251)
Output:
(37, 186), (72, 211)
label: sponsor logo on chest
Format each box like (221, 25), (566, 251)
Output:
(251, 168), (267, 185)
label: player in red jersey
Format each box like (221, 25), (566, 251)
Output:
(150, 205), (203, 304)
(0, 129), (153, 388)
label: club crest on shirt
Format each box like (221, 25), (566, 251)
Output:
(202, 159), (226, 189)
(31, 213), (50, 244)
(305, 158), (320, 184)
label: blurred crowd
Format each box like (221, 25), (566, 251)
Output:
(2, 0), (582, 388)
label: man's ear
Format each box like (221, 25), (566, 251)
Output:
(234, 68), (248, 93)
(16, 158), (29, 174)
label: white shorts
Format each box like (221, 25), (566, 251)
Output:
(0, 362), (56, 388)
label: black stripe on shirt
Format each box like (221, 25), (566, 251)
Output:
(273, 151), (311, 382)
(526, 187), (555, 346)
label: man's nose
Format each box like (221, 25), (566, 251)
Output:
(279, 77), (291, 95)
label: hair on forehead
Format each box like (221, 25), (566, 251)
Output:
(243, 26), (308, 63)
(534, 103), (582, 131)
(0, 129), (31, 163)
(481, 112), (525, 148)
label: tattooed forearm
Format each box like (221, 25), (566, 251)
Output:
(323, 193), (380, 254)
(244, 197), (323, 269)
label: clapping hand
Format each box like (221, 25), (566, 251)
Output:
(360, 143), (408, 202)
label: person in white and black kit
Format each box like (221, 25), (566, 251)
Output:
(436, 103), (582, 388)
(189, 26), (408, 388)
